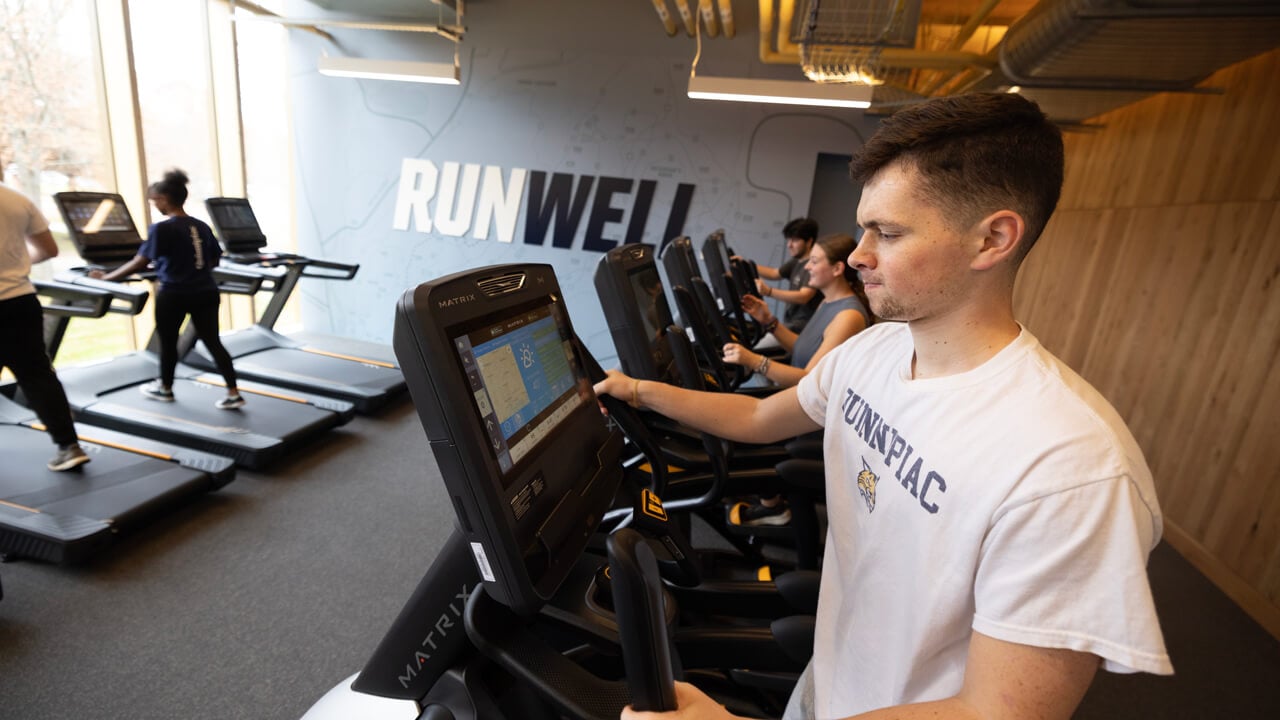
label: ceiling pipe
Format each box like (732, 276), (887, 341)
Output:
(718, 0), (735, 38)
(650, 0), (678, 36)
(917, 0), (1003, 96)
(775, 0), (802, 59)
(674, 0), (697, 36)
(699, 0), (720, 38)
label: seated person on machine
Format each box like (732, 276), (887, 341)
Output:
(736, 217), (821, 334)
(603, 92), (1172, 720)
(720, 232), (871, 526)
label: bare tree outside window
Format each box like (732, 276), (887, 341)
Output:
(0, 0), (111, 204)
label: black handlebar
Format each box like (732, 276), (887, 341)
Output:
(32, 279), (112, 318)
(607, 528), (678, 713)
(211, 266), (266, 295)
(53, 271), (149, 315)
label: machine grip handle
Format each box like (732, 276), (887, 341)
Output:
(607, 528), (677, 712)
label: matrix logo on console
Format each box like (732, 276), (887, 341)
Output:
(437, 293), (477, 308)
(397, 584), (472, 689)
(394, 159), (694, 254)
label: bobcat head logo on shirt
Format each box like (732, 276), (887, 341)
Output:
(857, 458), (877, 513)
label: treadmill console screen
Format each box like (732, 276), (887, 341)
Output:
(205, 198), (268, 253)
(53, 192), (144, 266)
(452, 302), (586, 484)
(395, 264), (623, 615)
(208, 201), (260, 231)
(61, 198), (135, 236)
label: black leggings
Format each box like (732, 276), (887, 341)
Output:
(0, 293), (78, 446)
(155, 289), (237, 390)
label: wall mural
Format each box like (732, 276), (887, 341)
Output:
(392, 159), (695, 255)
(289, 12), (876, 362)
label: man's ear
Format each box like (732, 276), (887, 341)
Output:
(971, 210), (1025, 271)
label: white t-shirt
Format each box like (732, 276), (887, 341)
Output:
(0, 182), (50, 301)
(795, 322), (1173, 718)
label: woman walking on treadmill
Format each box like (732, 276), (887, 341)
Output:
(92, 170), (244, 409)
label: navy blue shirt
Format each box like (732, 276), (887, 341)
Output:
(139, 216), (221, 293)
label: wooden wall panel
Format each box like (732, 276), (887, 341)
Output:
(1057, 49), (1280, 209)
(1014, 48), (1280, 637)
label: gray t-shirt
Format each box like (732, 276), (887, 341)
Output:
(790, 295), (868, 369)
(778, 256), (822, 332)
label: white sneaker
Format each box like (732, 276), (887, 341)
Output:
(48, 444), (91, 471)
(140, 380), (175, 402)
(215, 394), (246, 410)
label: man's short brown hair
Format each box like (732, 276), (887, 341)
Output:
(850, 93), (1064, 257)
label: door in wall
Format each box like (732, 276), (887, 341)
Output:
(808, 152), (862, 239)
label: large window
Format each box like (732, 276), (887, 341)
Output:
(236, 15), (292, 253)
(130, 0), (220, 224)
(1, 0), (134, 366)
(234, 10), (301, 331)
(0, 0), (114, 255)
(0, 0), (297, 366)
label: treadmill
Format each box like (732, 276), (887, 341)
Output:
(191, 197), (406, 414)
(50, 191), (356, 470)
(0, 279), (235, 564)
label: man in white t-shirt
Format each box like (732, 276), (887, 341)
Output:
(0, 176), (90, 471)
(599, 92), (1172, 720)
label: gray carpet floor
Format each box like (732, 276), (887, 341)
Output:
(1, 399), (1277, 719)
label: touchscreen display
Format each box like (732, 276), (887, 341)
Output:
(63, 198), (133, 234)
(211, 202), (260, 231)
(452, 302), (586, 485)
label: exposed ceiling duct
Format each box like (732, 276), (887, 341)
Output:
(748, 0), (1280, 124)
(998, 0), (1280, 89)
(265, 0), (1280, 126)
(971, 0), (1280, 123)
(778, 0), (1280, 122)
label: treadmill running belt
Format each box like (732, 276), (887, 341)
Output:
(0, 426), (221, 563)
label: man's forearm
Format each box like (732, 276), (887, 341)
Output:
(633, 380), (790, 446)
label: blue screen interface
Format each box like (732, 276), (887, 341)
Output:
(453, 302), (585, 479)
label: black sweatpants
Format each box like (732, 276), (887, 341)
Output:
(154, 289), (237, 390)
(0, 293), (78, 446)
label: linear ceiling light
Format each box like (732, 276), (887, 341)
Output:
(687, 75), (872, 109)
(317, 56), (459, 85)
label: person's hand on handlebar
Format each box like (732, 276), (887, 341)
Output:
(721, 342), (760, 372)
(621, 681), (743, 720)
(593, 368), (639, 412)
(754, 278), (774, 298)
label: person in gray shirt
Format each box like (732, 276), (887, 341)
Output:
(719, 233), (870, 526)
(744, 217), (823, 332)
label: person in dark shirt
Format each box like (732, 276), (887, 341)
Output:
(92, 169), (244, 409)
(743, 218), (822, 332)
